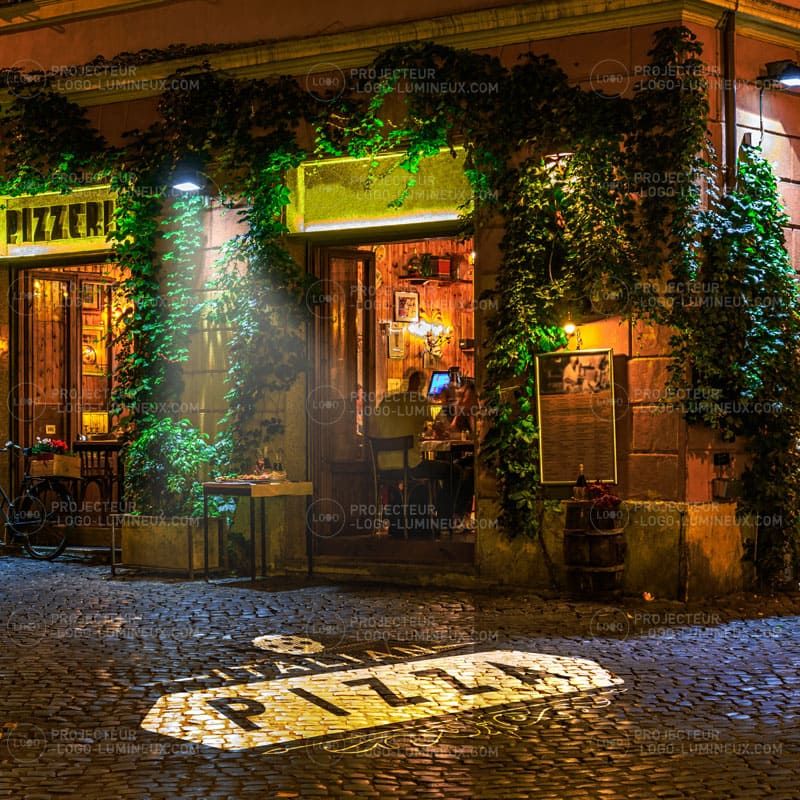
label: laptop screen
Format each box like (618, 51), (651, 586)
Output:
(427, 371), (451, 399)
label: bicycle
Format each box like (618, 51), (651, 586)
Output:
(0, 441), (77, 560)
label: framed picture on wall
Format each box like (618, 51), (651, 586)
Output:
(387, 323), (405, 359)
(82, 326), (108, 376)
(81, 283), (104, 311)
(393, 290), (419, 323)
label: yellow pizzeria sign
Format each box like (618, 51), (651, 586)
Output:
(0, 186), (115, 258)
(141, 650), (623, 751)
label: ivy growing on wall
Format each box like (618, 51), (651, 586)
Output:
(668, 145), (800, 584)
(0, 27), (797, 581)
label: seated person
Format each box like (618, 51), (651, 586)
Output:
(430, 379), (457, 439)
(371, 370), (456, 531)
(449, 381), (478, 524)
(450, 380), (478, 436)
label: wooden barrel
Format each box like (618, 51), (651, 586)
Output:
(563, 501), (626, 596)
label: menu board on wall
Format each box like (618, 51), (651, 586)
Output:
(535, 348), (618, 484)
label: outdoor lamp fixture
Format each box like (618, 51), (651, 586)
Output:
(171, 156), (209, 193)
(172, 167), (205, 193)
(562, 314), (583, 349)
(762, 60), (800, 88)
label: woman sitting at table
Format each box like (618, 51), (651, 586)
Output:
(450, 381), (478, 436)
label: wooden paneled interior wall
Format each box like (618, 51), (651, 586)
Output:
(358, 237), (474, 401)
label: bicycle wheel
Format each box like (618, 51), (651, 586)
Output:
(13, 480), (74, 560)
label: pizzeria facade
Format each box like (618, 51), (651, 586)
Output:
(1, 0), (799, 596)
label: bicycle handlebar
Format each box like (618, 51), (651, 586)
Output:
(0, 441), (25, 454)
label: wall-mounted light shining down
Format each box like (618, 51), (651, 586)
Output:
(763, 60), (800, 88)
(173, 178), (203, 192)
(171, 156), (208, 193)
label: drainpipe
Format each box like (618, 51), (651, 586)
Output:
(719, 10), (738, 189)
(678, 508), (689, 603)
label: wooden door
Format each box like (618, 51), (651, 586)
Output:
(18, 274), (72, 445)
(310, 248), (375, 537)
(13, 268), (115, 450)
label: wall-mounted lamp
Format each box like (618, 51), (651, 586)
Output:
(171, 156), (219, 198)
(173, 174), (204, 193)
(562, 314), (582, 349)
(409, 317), (453, 360)
(761, 60), (800, 88)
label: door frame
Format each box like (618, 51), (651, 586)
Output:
(309, 246), (376, 535)
(9, 262), (116, 493)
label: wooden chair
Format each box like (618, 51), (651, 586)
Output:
(77, 447), (116, 524)
(366, 435), (435, 539)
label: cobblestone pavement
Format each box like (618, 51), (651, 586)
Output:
(0, 556), (799, 800)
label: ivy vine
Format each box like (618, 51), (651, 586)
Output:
(0, 27), (797, 582)
(668, 145), (800, 585)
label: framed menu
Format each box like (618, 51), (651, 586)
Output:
(535, 348), (618, 484)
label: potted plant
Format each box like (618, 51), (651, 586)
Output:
(119, 417), (221, 573)
(587, 481), (623, 530)
(29, 438), (81, 479)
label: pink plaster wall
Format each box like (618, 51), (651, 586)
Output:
(1, 0), (519, 67)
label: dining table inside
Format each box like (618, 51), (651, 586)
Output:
(419, 435), (475, 525)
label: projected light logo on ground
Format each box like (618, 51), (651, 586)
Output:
(141, 650), (624, 751)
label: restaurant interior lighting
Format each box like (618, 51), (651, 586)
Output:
(408, 318), (453, 359)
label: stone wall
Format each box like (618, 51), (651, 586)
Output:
(474, 500), (752, 599)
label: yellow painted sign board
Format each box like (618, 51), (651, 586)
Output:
(0, 186), (116, 258)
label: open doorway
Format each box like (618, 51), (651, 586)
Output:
(10, 262), (124, 508)
(309, 236), (476, 565)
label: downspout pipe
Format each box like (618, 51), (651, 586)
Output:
(719, 10), (738, 189)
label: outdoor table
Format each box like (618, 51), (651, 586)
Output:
(201, 480), (314, 582)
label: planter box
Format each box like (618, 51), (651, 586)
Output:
(119, 516), (219, 573)
(29, 454), (81, 479)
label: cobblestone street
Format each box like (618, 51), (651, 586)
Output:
(1, 556), (798, 799)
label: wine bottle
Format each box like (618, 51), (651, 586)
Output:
(573, 463), (587, 499)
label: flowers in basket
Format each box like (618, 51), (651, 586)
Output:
(30, 438), (70, 456)
(587, 481), (623, 529)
